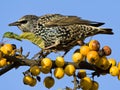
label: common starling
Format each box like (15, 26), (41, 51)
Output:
(9, 14), (113, 56)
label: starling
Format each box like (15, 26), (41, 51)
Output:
(8, 14), (113, 56)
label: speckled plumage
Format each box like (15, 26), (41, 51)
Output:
(9, 14), (113, 55)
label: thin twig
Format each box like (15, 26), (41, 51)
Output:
(73, 73), (77, 90)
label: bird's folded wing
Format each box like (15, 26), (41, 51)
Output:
(38, 14), (104, 27)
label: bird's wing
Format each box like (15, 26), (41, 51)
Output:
(38, 14), (104, 27)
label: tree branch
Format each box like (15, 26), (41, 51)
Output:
(0, 55), (109, 76)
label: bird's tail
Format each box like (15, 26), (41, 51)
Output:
(97, 28), (113, 35)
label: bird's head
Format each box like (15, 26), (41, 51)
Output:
(9, 15), (39, 32)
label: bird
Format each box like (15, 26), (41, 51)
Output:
(8, 14), (113, 56)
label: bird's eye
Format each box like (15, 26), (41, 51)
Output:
(20, 20), (27, 24)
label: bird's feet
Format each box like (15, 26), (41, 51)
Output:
(77, 40), (85, 46)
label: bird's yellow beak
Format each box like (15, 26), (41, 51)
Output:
(8, 21), (20, 26)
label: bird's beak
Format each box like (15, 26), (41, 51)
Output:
(8, 21), (20, 26)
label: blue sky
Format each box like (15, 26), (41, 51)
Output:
(0, 0), (120, 90)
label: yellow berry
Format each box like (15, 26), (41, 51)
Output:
(9, 50), (16, 56)
(0, 58), (7, 68)
(80, 77), (92, 90)
(41, 67), (50, 74)
(77, 70), (86, 79)
(44, 76), (55, 89)
(117, 71), (120, 80)
(0, 44), (14, 55)
(55, 56), (65, 67)
(117, 62), (120, 70)
(87, 51), (100, 64)
(30, 66), (41, 76)
(23, 75), (33, 85)
(109, 66), (119, 76)
(96, 56), (110, 70)
(41, 58), (52, 69)
(72, 52), (83, 63)
(64, 64), (75, 76)
(54, 68), (64, 79)
(108, 58), (116, 66)
(80, 45), (90, 56)
(117, 62), (120, 80)
(89, 81), (99, 90)
(29, 77), (37, 87)
(89, 40), (100, 51)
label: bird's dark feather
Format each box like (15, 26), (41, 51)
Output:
(38, 14), (104, 27)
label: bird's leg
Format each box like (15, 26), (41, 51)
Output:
(39, 50), (51, 58)
(31, 50), (44, 59)
(62, 40), (85, 57)
(44, 44), (57, 50)
(44, 39), (60, 50)
(62, 40), (81, 57)
(31, 49), (51, 59)
(77, 40), (85, 46)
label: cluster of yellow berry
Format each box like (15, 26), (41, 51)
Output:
(73, 40), (111, 68)
(72, 40), (120, 90)
(0, 44), (16, 67)
(23, 56), (75, 88)
(23, 58), (54, 88)
(22, 40), (120, 89)
(23, 66), (40, 87)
